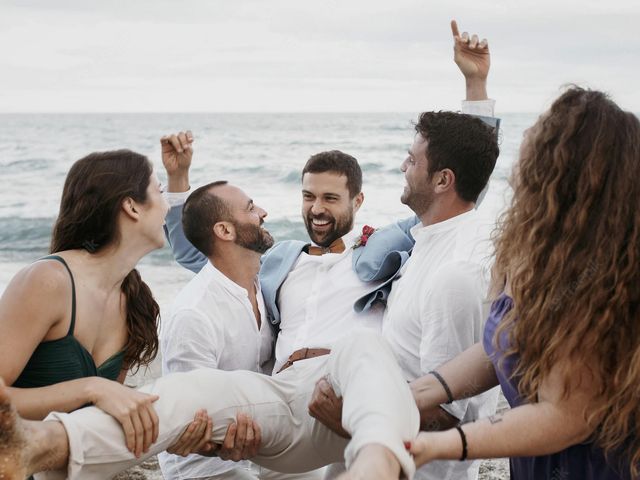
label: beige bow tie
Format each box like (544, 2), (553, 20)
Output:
(307, 238), (346, 255)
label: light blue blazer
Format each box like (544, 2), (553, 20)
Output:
(164, 206), (418, 332)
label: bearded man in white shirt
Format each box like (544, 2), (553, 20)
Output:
(310, 23), (502, 480)
(159, 180), (327, 480)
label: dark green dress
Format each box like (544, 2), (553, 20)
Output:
(12, 255), (125, 387)
(12, 256), (126, 480)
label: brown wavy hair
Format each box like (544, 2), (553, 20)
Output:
(493, 87), (640, 474)
(50, 150), (160, 372)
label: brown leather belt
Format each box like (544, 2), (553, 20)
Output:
(277, 347), (331, 373)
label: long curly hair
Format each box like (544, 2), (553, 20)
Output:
(50, 150), (160, 372)
(493, 87), (640, 474)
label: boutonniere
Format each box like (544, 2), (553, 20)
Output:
(353, 225), (377, 249)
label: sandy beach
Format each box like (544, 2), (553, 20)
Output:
(117, 457), (510, 480)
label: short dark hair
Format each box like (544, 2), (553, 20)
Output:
(182, 181), (230, 257)
(415, 112), (499, 202)
(302, 150), (362, 198)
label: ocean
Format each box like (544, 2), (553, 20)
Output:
(0, 112), (534, 310)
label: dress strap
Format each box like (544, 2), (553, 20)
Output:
(37, 255), (77, 336)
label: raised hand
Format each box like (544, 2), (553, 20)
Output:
(451, 19), (490, 81)
(161, 130), (193, 192)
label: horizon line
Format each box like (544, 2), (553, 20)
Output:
(0, 110), (541, 115)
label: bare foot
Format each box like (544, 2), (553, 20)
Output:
(338, 444), (402, 480)
(0, 378), (27, 480)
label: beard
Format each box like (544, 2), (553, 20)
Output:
(233, 220), (274, 254)
(303, 209), (354, 247)
(401, 181), (435, 218)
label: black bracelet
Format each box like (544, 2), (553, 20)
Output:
(429, 370), (454, 404)
(455, 425), (468, 461)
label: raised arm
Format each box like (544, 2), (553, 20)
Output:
(353, 21), (496, 283)
(161, 131), (208, 273)
(451, 19), (490, 102)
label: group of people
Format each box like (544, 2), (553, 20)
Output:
(1, 20), (639, 480)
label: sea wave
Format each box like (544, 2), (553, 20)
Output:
(0, 216), (55, 260)
(0, 215), (309, 265)
(0, 158), (52, 173)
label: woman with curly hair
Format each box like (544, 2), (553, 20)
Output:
(408, 87), (640, 478)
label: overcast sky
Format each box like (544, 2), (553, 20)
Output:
(1, 0), (638, 113)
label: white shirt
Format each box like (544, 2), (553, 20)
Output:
(383, 210), (499, 480)
(273, 99), (496, 373)
(274, 231), (386, 372)
(158, 261), (274, 479)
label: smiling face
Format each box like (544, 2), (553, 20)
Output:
(400, 133), (436, 217)
(219, 184), (274, 254)
(301, 171), (363, 247)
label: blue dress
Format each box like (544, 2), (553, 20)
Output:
(482, 294), (631, 479)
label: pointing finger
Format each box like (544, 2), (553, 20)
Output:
(450, 19), (460, 38)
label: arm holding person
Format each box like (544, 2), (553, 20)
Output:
(0, 261), (161, 458)
(411, 349), (600, 466)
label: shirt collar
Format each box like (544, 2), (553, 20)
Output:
(203, 260), (260, 298)
(410, 209), (477, 240)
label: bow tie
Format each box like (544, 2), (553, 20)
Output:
(307, 238), (346, 256)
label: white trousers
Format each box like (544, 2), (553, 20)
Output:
(39, 331), (419, 479)
(201, 465), (325, 480)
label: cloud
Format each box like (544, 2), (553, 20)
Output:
(0, 0), (638, 112)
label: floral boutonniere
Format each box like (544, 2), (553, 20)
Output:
(353, 225), (377, 249)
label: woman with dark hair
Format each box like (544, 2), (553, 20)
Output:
(406, 87), (640, 479)
(0, 149), (168, 458)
